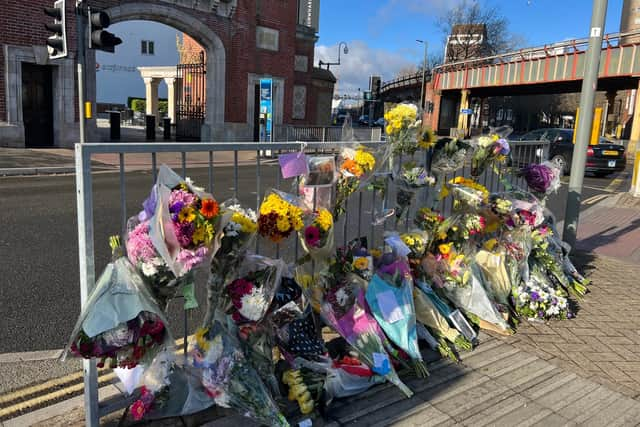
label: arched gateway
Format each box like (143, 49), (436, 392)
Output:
(88, 2), (226, 140)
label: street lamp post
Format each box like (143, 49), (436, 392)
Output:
(417, 39), (428, 111)
(319, 41), (348, 70)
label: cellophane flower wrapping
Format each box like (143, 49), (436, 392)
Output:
(384, 103), (421, 156)
(205, 199), (258, 325)
(475, 249), (512, 308)
(129, 350), (214, 420)
(446, 177), (490, 212)
(430, 138), (469, 176)
(413, 281), (462, 344)
(128, 165), (226, 308)
(334, 145), (379, 218)
(520, 161), (561, 201)
(392, 161), (436, 220)
(191, 322), (289, 427)
(63, 257), (173, 370)
(365, 254), (426, 375)
(299, 208), (335, 262)
(442, 263), (511, 334)
(513, 263), (570, 321)
(320, 279), (413, 398)
(148, 165), (225, 278)
(258, 189), (308, 243)
(225, 254), (285, 325)
(470, 132), (511, 178)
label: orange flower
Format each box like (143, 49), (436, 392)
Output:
(200, 199), (219, 219)
(341, 158), (363, 177)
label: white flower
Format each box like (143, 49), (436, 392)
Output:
(238, 289), (267, 321)
(518, 293), (529, 304)
(185, 177), (205, 192)
(477, 136), (493, 148)
(529, 302), (538, 311)
(546, 305), (560, 316)
(336, 288), (349, 306)
(224, 221), (242, 237)
(142, 261), (158, 277)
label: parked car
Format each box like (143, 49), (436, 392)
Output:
(374, 117), (385, 128)
(511, 128), (626, 177)
(358, 115), (369, 126)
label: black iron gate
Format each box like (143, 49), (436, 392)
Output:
(176, 52), (206, 141)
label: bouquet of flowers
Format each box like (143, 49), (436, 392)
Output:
(334, 146), (377, 218)
(64, 237), (172, 370)
(282, 367), (326, 415)
(299, 208), (335, 261)
(191, 323), (289, 426)
(413, 281), (472, 361)
(392, 161), (436, 221)
(520, 161), (562, 203)
(366, 253), (428, 378)
(258, 190), (306, 243)
(441, 264), (512, 335)
(129, 351), (213, 420)
(414, 207), (445, 240)
(475, 248), (513, 319)
(384, 103), (421, 156)
(470, 133), (511, 177)
(225, 254), (285, 324)
(513, 265), (571, 321)
(127, 165), (225, 308)
(205, 200), (258, 325)
(445, 177), (490, 211)
(429, 138), (469, 175)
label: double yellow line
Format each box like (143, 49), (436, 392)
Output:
(0, 337), (188, 421)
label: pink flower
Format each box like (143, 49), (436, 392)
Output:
(169, 189), (196, 209)
(176, 247), (208, 273)
(304, 225), (321, 247)
(174, 221), (195, 247)
(126, 221), (157, 264)
(131, 400), (147, 421)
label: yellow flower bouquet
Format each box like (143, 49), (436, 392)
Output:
(258, 190), (306, 243)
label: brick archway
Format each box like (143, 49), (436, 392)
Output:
(87, 2), (226, 140)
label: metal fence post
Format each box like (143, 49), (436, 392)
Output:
(75, 144), (99, 427)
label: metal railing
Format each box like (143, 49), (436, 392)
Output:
(274, 125), (381, 143)
(74, 138), (547, 425)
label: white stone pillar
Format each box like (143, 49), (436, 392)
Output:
(144, 77), (160, 122)
(164, 77), (178, 124)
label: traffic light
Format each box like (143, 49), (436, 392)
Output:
(88, 9), (122, 53)
(43, 0), (67, 59)
(369, 76), (381, 99)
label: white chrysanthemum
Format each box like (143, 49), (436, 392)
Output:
(142, 261), (158, 277)
(239, 289), (267, 321)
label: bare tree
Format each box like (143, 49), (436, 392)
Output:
(395, 65), (419, 79)
(438, 0), (524, 63)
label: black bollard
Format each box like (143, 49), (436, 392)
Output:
(163, 118), (171, 140)
(109, 111), (121, 140)
(145, 115), (156, 141)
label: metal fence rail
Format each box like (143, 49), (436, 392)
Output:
(74, 139), (547, 426)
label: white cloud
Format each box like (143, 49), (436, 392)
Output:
(315, 41), (417, 95)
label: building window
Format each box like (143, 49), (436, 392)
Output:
(292, 85), (306, 119)
(256, 26), (279, 51)
(141, 40), (155, 55)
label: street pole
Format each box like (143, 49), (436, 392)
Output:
(562, 0), (607, 247)
(417, 39), (427, 111)
(76, 1), (86, 143)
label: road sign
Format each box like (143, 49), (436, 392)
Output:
(460, 108), (473, 115)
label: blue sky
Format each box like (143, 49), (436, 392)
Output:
(316, 0), (625, 94)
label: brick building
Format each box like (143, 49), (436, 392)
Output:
(0, 0), (335, 147)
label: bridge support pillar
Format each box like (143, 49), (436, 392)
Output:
(456, 89), (470, 138)
(605, 90), (617, 137)
(630, 82), (640, 155)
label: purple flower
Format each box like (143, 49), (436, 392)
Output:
(174, 221), (195, 247)
(170, 201), (185, 214)
(521, 163), (555, 193)
(551, 297), (558, 306)
(538, 310), (545, 318)
(567, 312), (574, 319)
(530, 291), (540, 302)
(498, 138), (510, 155)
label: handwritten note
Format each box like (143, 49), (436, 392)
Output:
(279, 152), (309, 178)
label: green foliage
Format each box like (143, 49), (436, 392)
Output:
(159, 101), (168, 115)
(131, 99), (146, 113)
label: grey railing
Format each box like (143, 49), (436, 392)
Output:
(274, 125), (381, 143)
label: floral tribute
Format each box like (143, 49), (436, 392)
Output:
(334, 147), (377, 218)
(258, 191), (305, 243)
(471, 133), (511, 177)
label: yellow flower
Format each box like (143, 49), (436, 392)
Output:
(315, 209), (333, 232)
(276, 217), (291, 232)
(439, 184), (450, 199)
(485, 220), (499, 233)
(438, 243), (452, 255)
(354, 149), (376, 172)
(386, 124), (393, 135)
(418, 127), (436, 149)
(484, 238), (498, 251)
(353, 257), (369, 270)
(192, 226), (206, 244)
(299, 399), (314, 414)
(369, 248), (382, 258)
(178, 206), (196, 223)
(194, 327), (210, 353)
(232, 212), (257, 233)
(402, 235), (416, 246)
